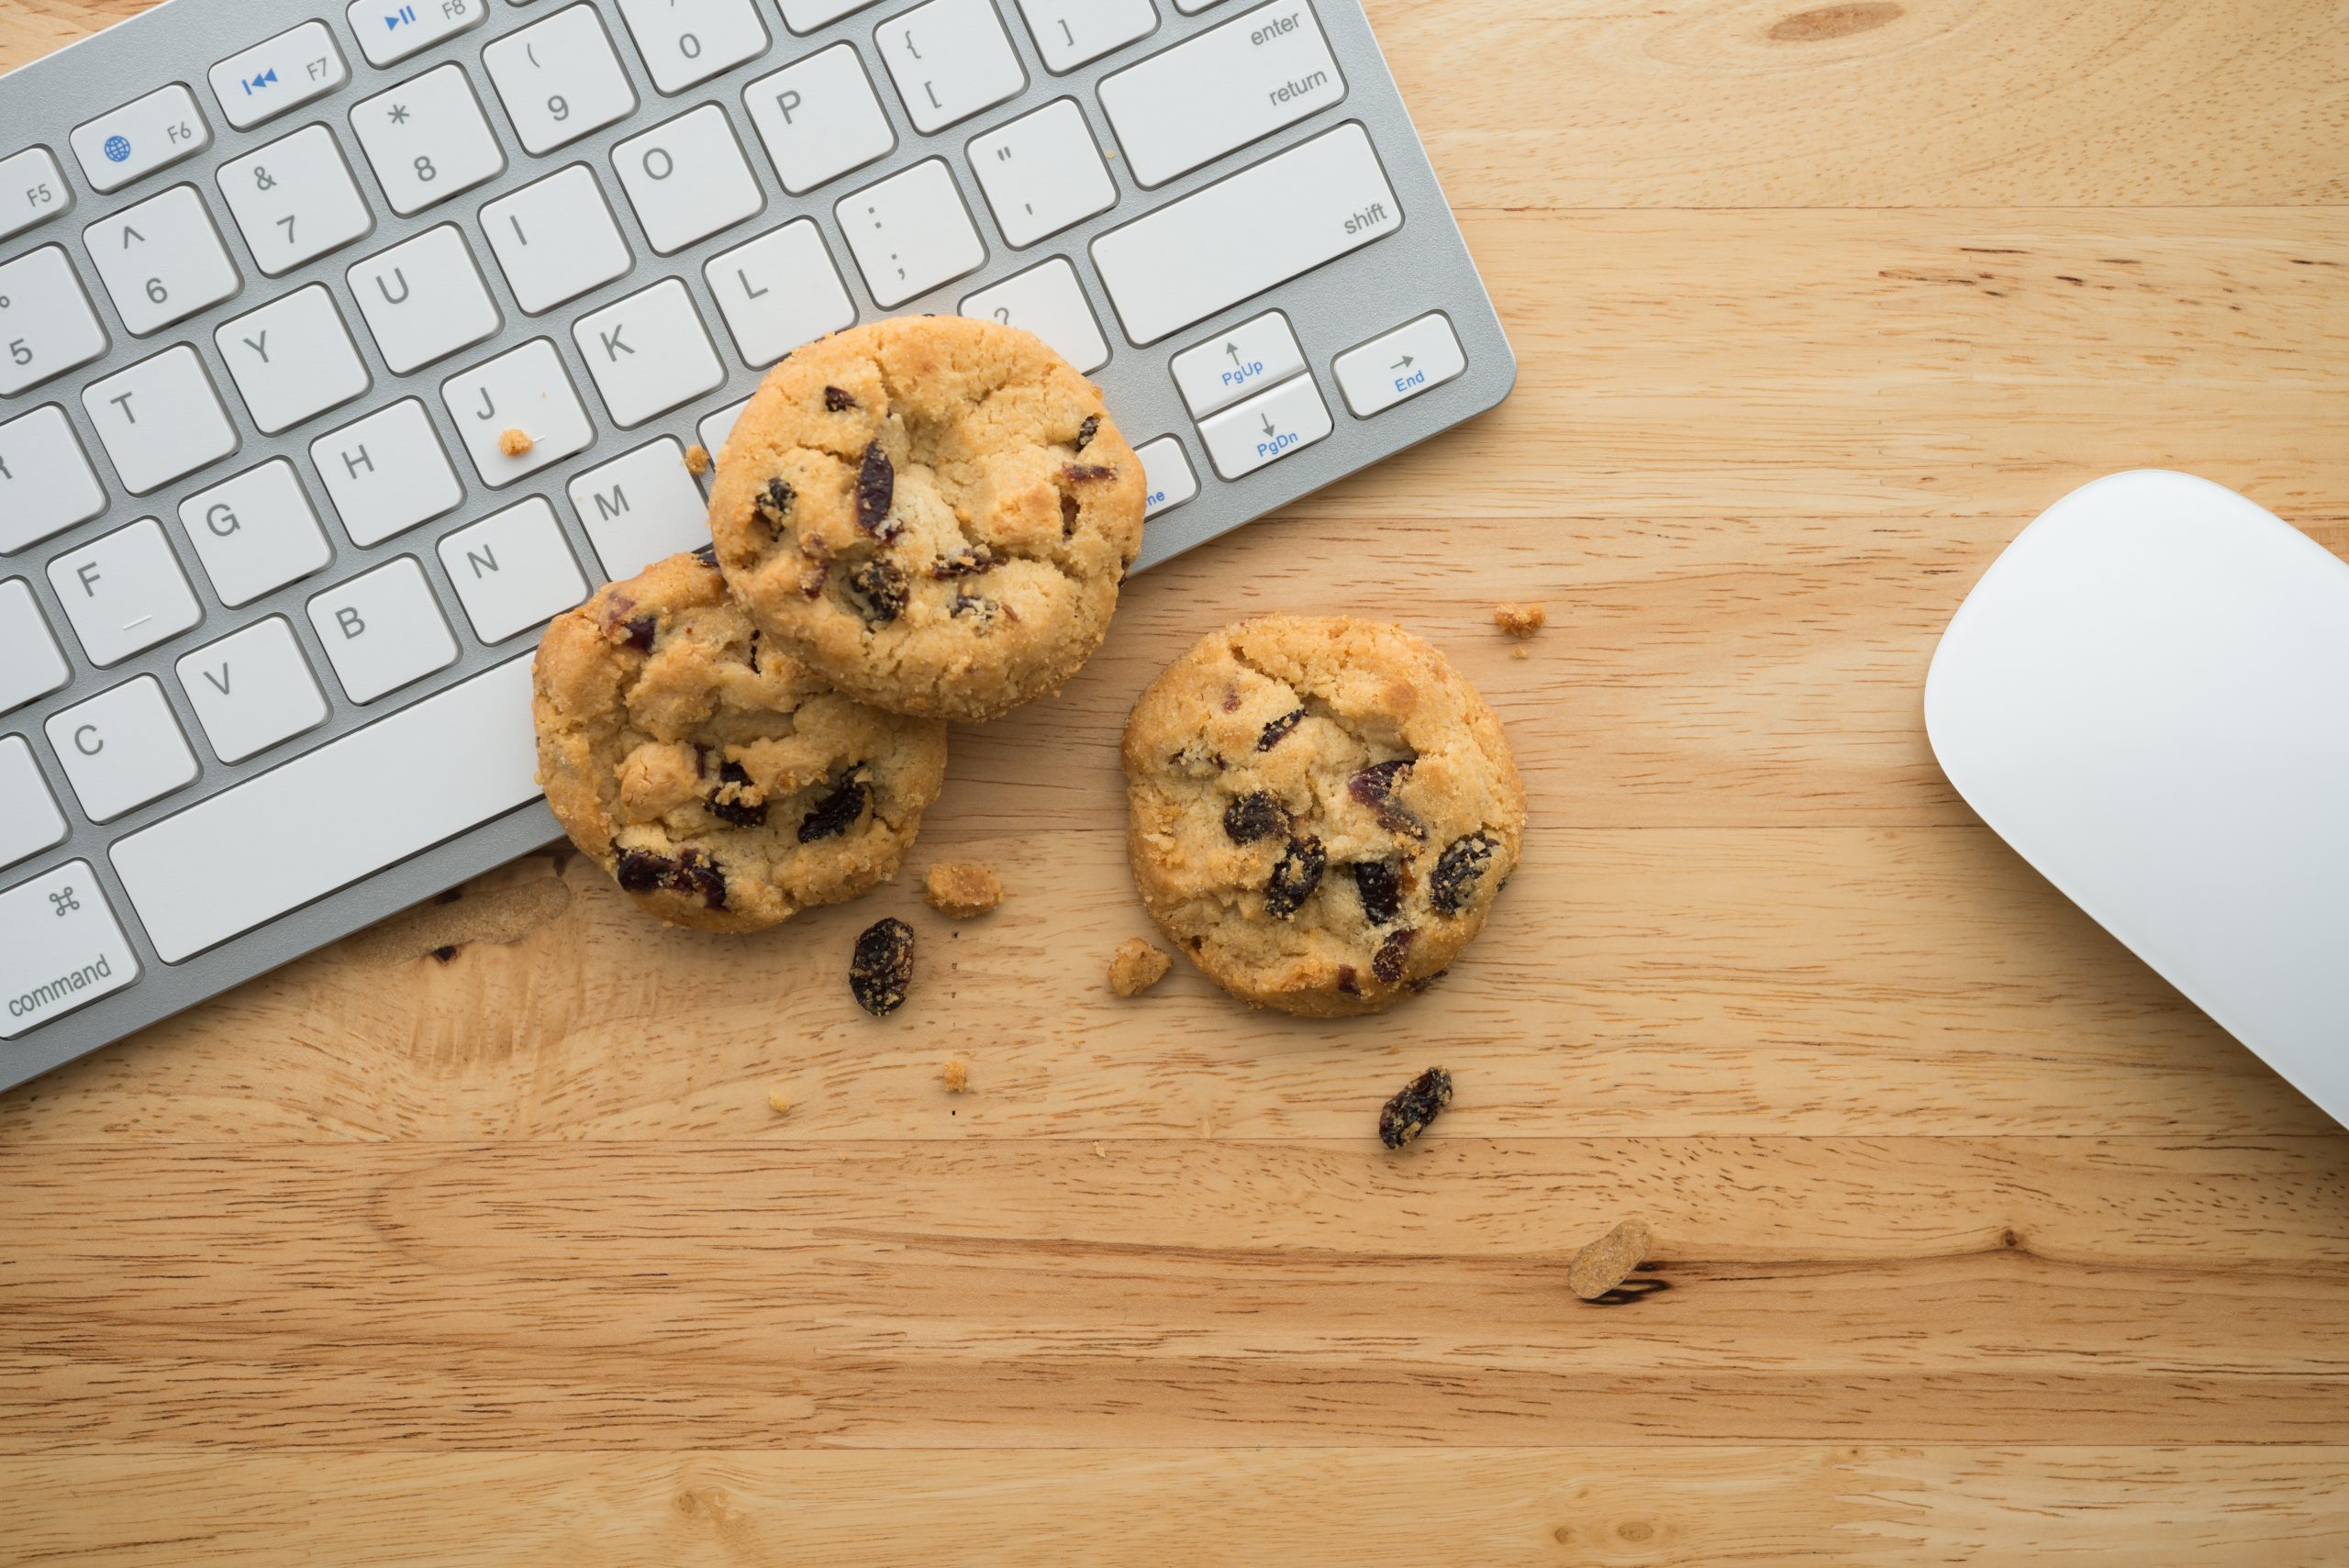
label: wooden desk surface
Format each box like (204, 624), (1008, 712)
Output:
(6, 2), (2347, 1562)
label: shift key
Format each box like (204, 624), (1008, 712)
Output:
(0, 862), (140, 1039)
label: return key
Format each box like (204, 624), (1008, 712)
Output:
(1098, 0), (1347, 188)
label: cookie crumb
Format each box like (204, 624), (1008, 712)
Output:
(1377, 1066), (1453, 1149)
(924, 862), (1002, 918)
(1569, 1218), (1653, 1300)
(767, 1089), (793, 1117)
(1094, 1142), (1108, 1160)
(497, 428), (534, 457)
(941, 1056), (970, 1094)
(1510, 645), (1530, 661)
(1108, 937), (1173, 996)
(684, 443), (711, 476)
(1494, 602), (1546, 639)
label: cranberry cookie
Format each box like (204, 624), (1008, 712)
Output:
(1123, 617), (1526, 1016)
(533, 550), (949, 932)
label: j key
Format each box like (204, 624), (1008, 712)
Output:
(0, 247), (108, 396)
(440, 339), (595, 485)
(778, 0), (880, 30)
(0, 147), (72, 242)
(1016, 0), (1157, 72)
(209, 21), (351, 131)
(217, 125), (374, 276)
(175, 615), (329, 764)
(960, 258), (1108, 373)
(306, 555), (458, 704)
(743, 44), (896, 195)
(352, 65), (507, 217)
(614, 106), (765, 255)
(482, 166), (633, 315)
(1099, 0), (1346, 188)
(704, 220), (855, 365)
(72, 84), (210, 195)
(0, 405), (107, 555)
(215, 285), (373, 436)
(0, 736), (68, 872)
(310, 399), (462, 547)
(83, 184), (241, 338)
(836, 158), (985, 309)
(46, 517), (204, 668)
(0, 578), (72, 717)
(0, 862), (139, 1039)
(46, 675), (201, 824)
(437, 496), (588, 643)
(614, 0), (769, 95)
(568, 439), (715, 579)
(176, 460), (335, 609)
(350, 0), (488, 69)
(484, 6), (639, 156)
(969, 98), (1116, 249)
(1134, 434), (1198, 518)
(876, 0), (1026, 135)
(82, 346), (240, 496)
(349, 225), (501, 373)
(573, 279), (724, 428)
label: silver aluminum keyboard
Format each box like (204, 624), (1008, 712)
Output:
(0, 0), (1513, 1089)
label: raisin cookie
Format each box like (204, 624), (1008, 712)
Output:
(533, 550), (949, 933)
(1123, 617), (1526, 1016)
(708, 317), (1146, 722)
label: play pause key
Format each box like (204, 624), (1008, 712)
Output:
(349, 0), (486, 69)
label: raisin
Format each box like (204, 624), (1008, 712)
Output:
(1353, 861), (1403, 925)
(850, 916), (915, 1018)
(1431, 832), (1501, 915)
(799, 561), (831, 599)
(855, 442), (895, 535)
(754, 477), (796, 528)
(1372, 927), (1417, 984)
(930, 546), (999, 578)
(1060, 490), (1081, 539)
(1074, 415), (1099, 451)
(1220, 684), (1241, 713)
(1377, 1066), (1453, 1150)
(849, 558), (909, 625)
(1264, 835), (1325, 919)
(823, 385), (857, 412)
(1257, 708), (1306, 751)
(615, 849), (670, 892)
(673, 849), (728, 910)
(618, 614), (656, 651)
(798, 777), (870, 842)
(707, 760), (768, 828)
(951, 592), (1001, 627)
(1062, 462), (1117, 484)
(1335, 965), (1360, 995)
(1222, 791), (1286, 844)
(1347, 758), (1422, 837)
(691, 541), (718, 566)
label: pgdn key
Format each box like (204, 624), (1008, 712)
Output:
(1198, 373), (1331, 481)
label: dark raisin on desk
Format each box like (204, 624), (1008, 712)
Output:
(1378, 1066), (1453, 1149)
(851, 917), (916, 1018)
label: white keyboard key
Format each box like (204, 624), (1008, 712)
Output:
(350, 0), (489, 68)
(1170, 308), (1303, 417)
(349, 225), (500, 373)
(877, 0), (1026, 134)
(0, 737), (68, 871)
(960, 258), (1108, 373)
(82, 346), (239, 495)
(351, 65), (507, 217)
(0, 862), (139, 1038)
(614, 0), (770, 95)
(0, 579), (72, 716)
(0, 406), (107, 554)
(175, 616), (328, 763)
(441, 339), (595, 485)
(215, 285), (372, 436)
(46, 675), (200, 823)
(0, 247), (108, 396)
(312, 400), (463, 546)
(970, 99), (1115, 248)
(71, 84), (210, 195)
(438, 496), (589, 642)
(1017, 0), (1156, 72)
(1174, 0), (1230, 10)
(1334, 311), (1467, 417)
(1099, 0), (1344, 187)
(614, 106), (765, 255)
(1197, 371), (1330, 480)
(216, 125), (374, 276)
(83, 184), (240, 337)
(0, 147), (72, 241)
(779, 0), (880, 29)
(112, 654), (539, 963)
(47, 517), (204, 668)
(307, 556), (458, 702)
(569, 439), (714, 579)
(482, 166), (633, 315)
(698, 396), (751, 462)
(1134, 434), (1197, 517)
(704, 221), (853, 366)
(573, 278), (724, 428)
(744, 45), (894, 195)
(837, 159), (985, 308)
(484, 5), (639, 155)
(209, 21), (351, 130)
(1093, 122), (1399, 345)
(176, 461), (334, 608)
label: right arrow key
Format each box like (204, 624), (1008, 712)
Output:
(1334, 312), (1469, 418)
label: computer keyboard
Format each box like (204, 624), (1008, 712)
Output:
(0, 0), (1513, 1089)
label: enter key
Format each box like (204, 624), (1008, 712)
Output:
(1198, 372), (1332, 481)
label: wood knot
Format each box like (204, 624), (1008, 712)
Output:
(1769, 2), (1903, 42)
(2001, 1228), (2021, 1249)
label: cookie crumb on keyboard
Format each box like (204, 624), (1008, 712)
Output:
(1569, 1218), (1653, 1300)
(941, 1056), (970, 1093)
(924, 862), (1002, 918)
(767, 1089), (793, 1117)
(684, 443), (711, 476)
(1377, 1066), (1453, 1149)
(498, 428), (534, 457)
(1108, 937), (1172, 996)
(1494, 602), (1546, 639)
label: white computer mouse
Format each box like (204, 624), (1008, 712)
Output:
(1924, 471), (2349, 1125)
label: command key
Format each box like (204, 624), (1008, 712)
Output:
(1, 861), (139, 1039)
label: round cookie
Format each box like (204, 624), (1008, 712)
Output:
(708, 317), (1146, 722)
(1123, 617), (1526, 1016)
(533, 550), (949, 933)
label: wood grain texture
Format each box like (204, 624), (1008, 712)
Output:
(3, 0), (2345, 1560)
